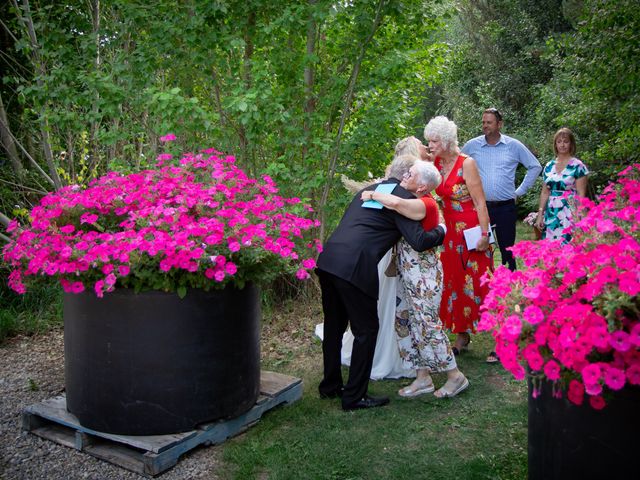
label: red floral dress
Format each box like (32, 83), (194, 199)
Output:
(435, 154), (493, 334)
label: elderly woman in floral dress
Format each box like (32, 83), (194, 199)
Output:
(364, 159), (469, 398)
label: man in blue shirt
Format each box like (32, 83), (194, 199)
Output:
(462, 108), (541, 271)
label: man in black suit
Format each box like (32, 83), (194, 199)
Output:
(316, 156), (446, 411)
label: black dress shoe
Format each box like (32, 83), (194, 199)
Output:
(319, 387), (344, 399)
(342, 394), (390, 411)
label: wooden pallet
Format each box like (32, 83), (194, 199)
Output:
(22, 371), (302, 477)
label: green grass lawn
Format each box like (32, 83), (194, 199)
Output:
(224, 336), (528, 480)
(219, 222), (537, 480)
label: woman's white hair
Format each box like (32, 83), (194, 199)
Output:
(413, 160), (442, 191)
(424, 116), (458, 153)
(394, 136), (422, 158)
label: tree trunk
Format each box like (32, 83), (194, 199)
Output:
(302, 0), (318, 161)
(0, 92), (24, 177)
(319, 0), (387, 241)
(88, 0), (102, 171)
(12, 0), (63, 189)
(238, 9), (256, 174)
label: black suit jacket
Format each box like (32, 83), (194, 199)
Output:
(317, 179), (445, 299)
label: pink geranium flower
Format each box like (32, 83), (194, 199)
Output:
(523, 305), (544, 325)
(3, 147), (320, 297)
(543, 360), (561, 381)
(604, 366), (626, 390)
(159, 133), (176, 142)
(479, 164), (640, 410)
(567, 380), (584, 406)
(589, 395), (606, 410)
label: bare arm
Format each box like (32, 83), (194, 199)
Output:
(462, 156), (490, 251)
(576, 176), (588, 197)
(360, 190), (426, 221)
(535, 184), (551, 230)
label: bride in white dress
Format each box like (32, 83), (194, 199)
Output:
(314, 249), (414, 379)
(314, 137), (430, 380)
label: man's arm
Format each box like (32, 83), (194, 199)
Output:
(514, 141), (542, 197)
(394, 213), (445, 252)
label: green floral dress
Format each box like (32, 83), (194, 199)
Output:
(541, 157), (589, 243)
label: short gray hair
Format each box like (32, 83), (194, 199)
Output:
(413, 160), (442, 190)
(394, 136), (422, 158)
(387, 154), (418, 180)
(424, 116), (458, 153)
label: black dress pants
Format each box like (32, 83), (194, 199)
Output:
(488, 201), (517, 271)
(316, 269), (379, 407)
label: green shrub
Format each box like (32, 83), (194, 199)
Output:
(0, 267), (62, 342)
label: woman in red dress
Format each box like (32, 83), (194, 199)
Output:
(425, 116), (493, 355)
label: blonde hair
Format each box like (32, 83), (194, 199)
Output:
(394, 136), (422, 158)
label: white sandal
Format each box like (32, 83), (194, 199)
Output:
(398, 379), (435, 398)
(434, 375), (469, 399)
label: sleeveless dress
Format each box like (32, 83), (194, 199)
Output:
(395, 195), (456, 372)
(541, 157), (589, 243)
(435, 154), (493, 334)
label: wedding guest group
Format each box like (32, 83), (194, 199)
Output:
(314, 136), (439, 380)
(315, 109), (583, 409)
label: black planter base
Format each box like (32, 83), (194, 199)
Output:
(64, 286), (261, 435)
(528, 380), (640, 479)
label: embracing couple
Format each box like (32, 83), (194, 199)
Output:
(316, 117), (480, 411)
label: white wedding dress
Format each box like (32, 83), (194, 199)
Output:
(315, 249), (415, 380)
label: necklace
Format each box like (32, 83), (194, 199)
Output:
(440, 156), (457, 178)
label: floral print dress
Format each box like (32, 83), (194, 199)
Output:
(394, 195), (456, 372)
(541, 157), (589, 243)
(434, 154), (493, 334)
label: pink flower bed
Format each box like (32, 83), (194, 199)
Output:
(4, 146), (321, 298)
(479, 164), (640, 409)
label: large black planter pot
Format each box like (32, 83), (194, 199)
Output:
(64, 285), (261, 436)
(528, 379), (640, 479)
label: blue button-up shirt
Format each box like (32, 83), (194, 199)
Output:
(462, 134), (541, 201)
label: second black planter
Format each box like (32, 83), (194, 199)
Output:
(528, 379), (639, 479)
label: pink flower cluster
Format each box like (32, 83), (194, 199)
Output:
(4, 148), (321, 297)
(479, 164), (640, 409)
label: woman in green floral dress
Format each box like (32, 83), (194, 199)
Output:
(535, 128), (589, 243)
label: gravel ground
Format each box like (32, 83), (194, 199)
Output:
(0, 329), (223, 480)
(0, 295), (321, 480)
